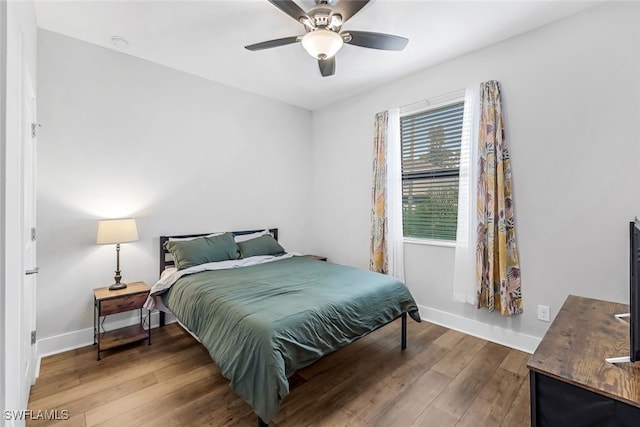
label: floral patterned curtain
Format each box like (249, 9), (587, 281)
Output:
(370, 111), (388, 274)
(476, 81), (522, 315)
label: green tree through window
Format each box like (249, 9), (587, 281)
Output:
(401, 101), (464, 240)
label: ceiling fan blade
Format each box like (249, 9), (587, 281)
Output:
(343, 31), (408, 51)
(318, 57), (335, 77)
(245, 36), (300, 51)
(332, 1), (370, 24)
(267, 0), (309, 23)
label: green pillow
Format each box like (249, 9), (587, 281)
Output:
(238, 235), (285, 258)
(164, 232), (239, 270)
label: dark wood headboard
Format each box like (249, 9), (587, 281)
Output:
(159, 228), (278, 276)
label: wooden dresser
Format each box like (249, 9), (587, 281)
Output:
(528, 295), (640, 427)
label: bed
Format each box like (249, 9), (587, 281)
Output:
(149, 228), (420, 426)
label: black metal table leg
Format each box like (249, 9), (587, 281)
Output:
(401, 312), (407, 350)
(93, 299), (97, 345)
(147, 308), (152, 345)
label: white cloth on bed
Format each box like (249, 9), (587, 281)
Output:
(144, 253), (295, 310)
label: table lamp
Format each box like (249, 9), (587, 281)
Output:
(97, 218), (138, 290)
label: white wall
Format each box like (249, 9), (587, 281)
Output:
(33, 2), (640, 359)
(2, 0), (37, 422)
(311, 2), (640, 351)
(36, 30), (313, 354)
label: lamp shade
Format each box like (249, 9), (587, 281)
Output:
(301, 29), (344, 59)
(96, 218), (138, 245)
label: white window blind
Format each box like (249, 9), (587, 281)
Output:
(401, 101), (464, 241)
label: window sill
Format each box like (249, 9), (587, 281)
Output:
(403, 237), (456, 248)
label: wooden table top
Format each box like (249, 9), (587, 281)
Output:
(528, 295), (640, 407)
(93, 281), (149, 300)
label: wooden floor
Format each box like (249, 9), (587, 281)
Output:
(28, 320), (530, 427)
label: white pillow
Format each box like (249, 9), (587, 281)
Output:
(234, 229), (271, 243)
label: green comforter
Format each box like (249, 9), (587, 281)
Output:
(161, 256), (420, 422)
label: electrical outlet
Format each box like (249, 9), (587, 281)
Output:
(538, 305), (550, 322)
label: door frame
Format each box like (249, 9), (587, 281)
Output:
(0, 0), (7, 417)
(3, 24), (25, 425)
(2, 12), (37, 420)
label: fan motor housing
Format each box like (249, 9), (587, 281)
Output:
(308, 6), (332, 26)
(306, 4), (343, 32)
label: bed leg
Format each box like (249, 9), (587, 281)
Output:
(159, 312), (165, 327)
(401, 312), (407, 350)
(258, 417), (268, 427)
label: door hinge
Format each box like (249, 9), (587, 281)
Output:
(31, 330), (36, 345)
(31, 123), (40, 138)
(31, 227), (36, 241)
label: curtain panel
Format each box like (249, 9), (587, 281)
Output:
(476, 81), (522, 315)
(452, 87), (481, 304)
(370, 111), (389, 274)
(386, 109), (405, 281)
(370, 110), (405, 280)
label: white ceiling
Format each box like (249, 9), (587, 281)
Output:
(34, 0), (601, 110)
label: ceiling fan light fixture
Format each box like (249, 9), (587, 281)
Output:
(301, 29), (343, 59)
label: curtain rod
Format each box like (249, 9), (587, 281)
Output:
(399, 88), (466, 113)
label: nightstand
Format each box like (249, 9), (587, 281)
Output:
(93, 281), (151, 360)
(303, 255), (328, 262)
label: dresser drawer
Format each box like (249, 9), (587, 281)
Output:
(99, 292), (148, 316)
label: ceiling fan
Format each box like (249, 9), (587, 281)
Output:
(245, 0), (409, 77)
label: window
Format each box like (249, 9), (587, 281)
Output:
(401, 100), (464, 241)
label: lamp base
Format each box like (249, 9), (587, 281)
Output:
(109, 282), (128, 291)
(109, 265), (126, 291)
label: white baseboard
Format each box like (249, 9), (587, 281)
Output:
(418, 304), (541, 354)
(35, 311), (171, 378)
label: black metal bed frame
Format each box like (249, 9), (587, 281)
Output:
(156, 228), (408, 427)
